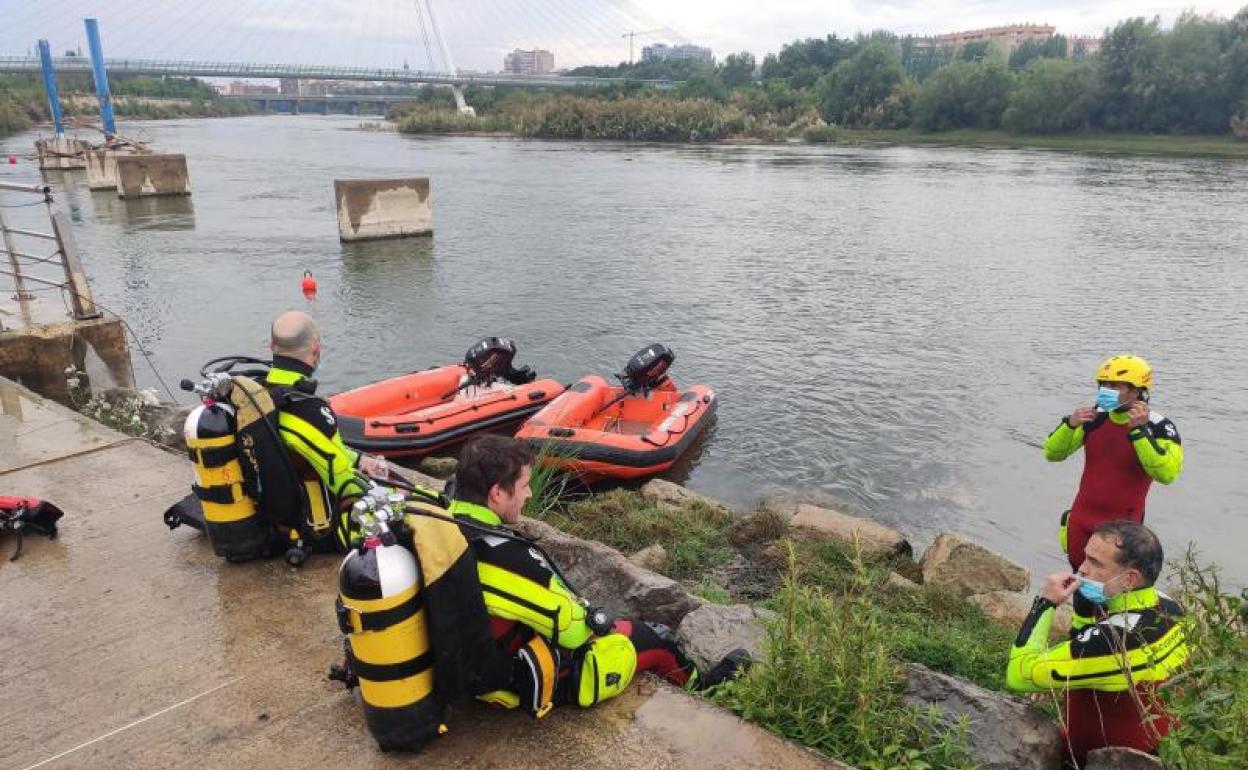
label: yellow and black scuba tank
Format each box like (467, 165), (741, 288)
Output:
(335, 493), (445, 752)
(183, 375), (273, 562)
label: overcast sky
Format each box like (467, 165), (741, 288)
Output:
(3, 0), (1245, 72)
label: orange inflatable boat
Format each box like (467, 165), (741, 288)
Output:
(331, 338), (564, 458)
(516, 344), (717, 481)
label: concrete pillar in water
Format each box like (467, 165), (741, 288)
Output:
(86, 149), (121, 190)
(334, 178), (432, 242)
(114, 154), (191, 198)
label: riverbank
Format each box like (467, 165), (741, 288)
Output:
(393, 106), (1248, 159)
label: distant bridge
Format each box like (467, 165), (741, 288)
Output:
(0, 56), (669, 90)
(222, 93), (422, 115)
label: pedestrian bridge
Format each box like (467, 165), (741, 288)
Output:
(0, 55), (669, 90)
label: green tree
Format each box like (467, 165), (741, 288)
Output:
(815, 41), (905, 126)
(1003, 58), (1101, 133)
(912, 59), (1015, 131)
(1008, 35), (1069, 69)
(958, 41), (994, 62)
(719, 51), (757, 88)
(1099, 16), (1164, 130)
(761, 35), (856, 89)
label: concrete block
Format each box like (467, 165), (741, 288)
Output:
(115, 154), (192, 198)
(0, 316), (134, 405)
(35, 136), (85, 170)
(334, 177), (432, 241)
(86, 148), (120, 190)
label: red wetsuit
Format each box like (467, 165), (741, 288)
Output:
(1067, 416), (1151, 568)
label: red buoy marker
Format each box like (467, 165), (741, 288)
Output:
(301, 270), (317, 300)
(7, 155), (15, 165)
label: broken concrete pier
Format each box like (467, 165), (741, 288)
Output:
(85, 148), (121, 190)
(0, 378), (849, 770)
(334, 177), (433, 241)
(35, 136), (87, 171)
(115, 153), (192, 198)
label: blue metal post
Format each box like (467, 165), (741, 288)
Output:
(83, 18), (116, 137)
(36, 40), (65, 137)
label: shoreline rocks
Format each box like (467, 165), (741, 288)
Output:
(920, 532), (1030, 597)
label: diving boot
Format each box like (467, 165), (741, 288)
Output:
(690, 648), (752, 691)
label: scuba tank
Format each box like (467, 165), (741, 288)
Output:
(183, 373), (273, 561)
(336, 490), (445, 752)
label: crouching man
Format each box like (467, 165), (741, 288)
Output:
(1006, 521), (1190, 766)
(449, 435), (748, 715)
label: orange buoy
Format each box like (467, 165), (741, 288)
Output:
(301, 270), (317, 299)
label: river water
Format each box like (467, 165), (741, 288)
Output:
(2, 116), (1245, 588)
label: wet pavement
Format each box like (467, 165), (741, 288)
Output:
(0, 377), (848, 770)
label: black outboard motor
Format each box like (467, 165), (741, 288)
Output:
(464, 337), (536, 385)
(620, 344), (675, 394)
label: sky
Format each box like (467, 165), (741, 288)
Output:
(2, 0), (1245, 73)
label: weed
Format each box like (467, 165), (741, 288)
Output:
(713, 544), (978, 770)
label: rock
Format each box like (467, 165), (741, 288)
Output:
(726, 508), (789, 548)
(676, 603), (775, 672)
(1083, 747), (1166, 770)
(920, 532), (1030, 597)
(418, 455), (458, 478)
(628, 544), (669, 572)
(886, 571), (922, 594)
(904, 663), (1063, 770)
(514, 517), (701, 628)
(639, 479), (729, 511)
(790, 504), (912, 560)
(969, 591), (1073, 640)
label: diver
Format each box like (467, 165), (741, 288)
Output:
(447, 435), (749, 715)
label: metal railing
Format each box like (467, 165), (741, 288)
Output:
(0, 55), (675, 89)
(0, 182), (99, 328)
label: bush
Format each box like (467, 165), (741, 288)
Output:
(1158, 549), (1248, 770)
(1003, 58), (1101, 134)
(913, 60), (1014, 131)
(1232, 113), (1248, 140)
(802, 123), (841, 143)
(713, 546), (978, 770)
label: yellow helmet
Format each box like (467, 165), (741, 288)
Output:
(1095, 355), (1152, 389)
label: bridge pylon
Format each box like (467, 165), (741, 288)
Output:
(451, 86), (475, 117)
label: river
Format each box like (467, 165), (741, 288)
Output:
(2, 115), (1245, 589)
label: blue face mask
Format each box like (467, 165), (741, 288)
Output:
(1095, 386), (1120, 412)
(1077, 572), (1125, 605)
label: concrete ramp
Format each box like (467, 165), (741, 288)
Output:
(334, 178), (432, 241)
(0, 379), (847, 770)
(115, 154), (192, 198)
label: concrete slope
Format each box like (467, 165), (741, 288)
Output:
(0, 378), (849, 770)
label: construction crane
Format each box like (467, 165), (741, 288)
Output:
(621, 29), (664, 65)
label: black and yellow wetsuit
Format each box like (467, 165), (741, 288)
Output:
(265, 356), (369, 549)
(1006, 586), (1190, 763)
(450, 499), (699, 711)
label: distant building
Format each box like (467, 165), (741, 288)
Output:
(503, 49), (555, 75)
(914, 24), (1056, 53)
(1068, 35), (1103, 58)
(641, 43), (714, 64)
(299, 79), (363, 96)
(279, 78), (300, 96)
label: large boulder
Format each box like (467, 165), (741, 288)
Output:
(639, 479), (730, 511)
(790, 503), (912, 560)
(628, 544), (669, 572)
(920, 532), (1029, 597)
(515, 517), (701, 628)
(676, 603), (774, 672)
(904, 663), (1063, 770)
(418, 455), (458, 478)
(1083, 747), (1166, 770)
(969, 591), (1073, 640)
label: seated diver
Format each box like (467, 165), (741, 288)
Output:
(448, 435), (749, 714)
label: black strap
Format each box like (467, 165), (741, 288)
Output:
(189, 444), (237, 468)
(350, 650), (434, 682)
(192, 484), (236, 505)
(352, 590), (425, 632)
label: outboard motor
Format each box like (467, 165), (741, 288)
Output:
(464, 337), (536, 386)
(620, 344), (675, 394)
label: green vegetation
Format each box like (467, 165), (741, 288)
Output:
(396, 6), (1248, 155)
(714, 548), (978, 770)
(527, 486), (1013, 691)
(1158, 550), (1248, 770)
(0, 73), (253, 138)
